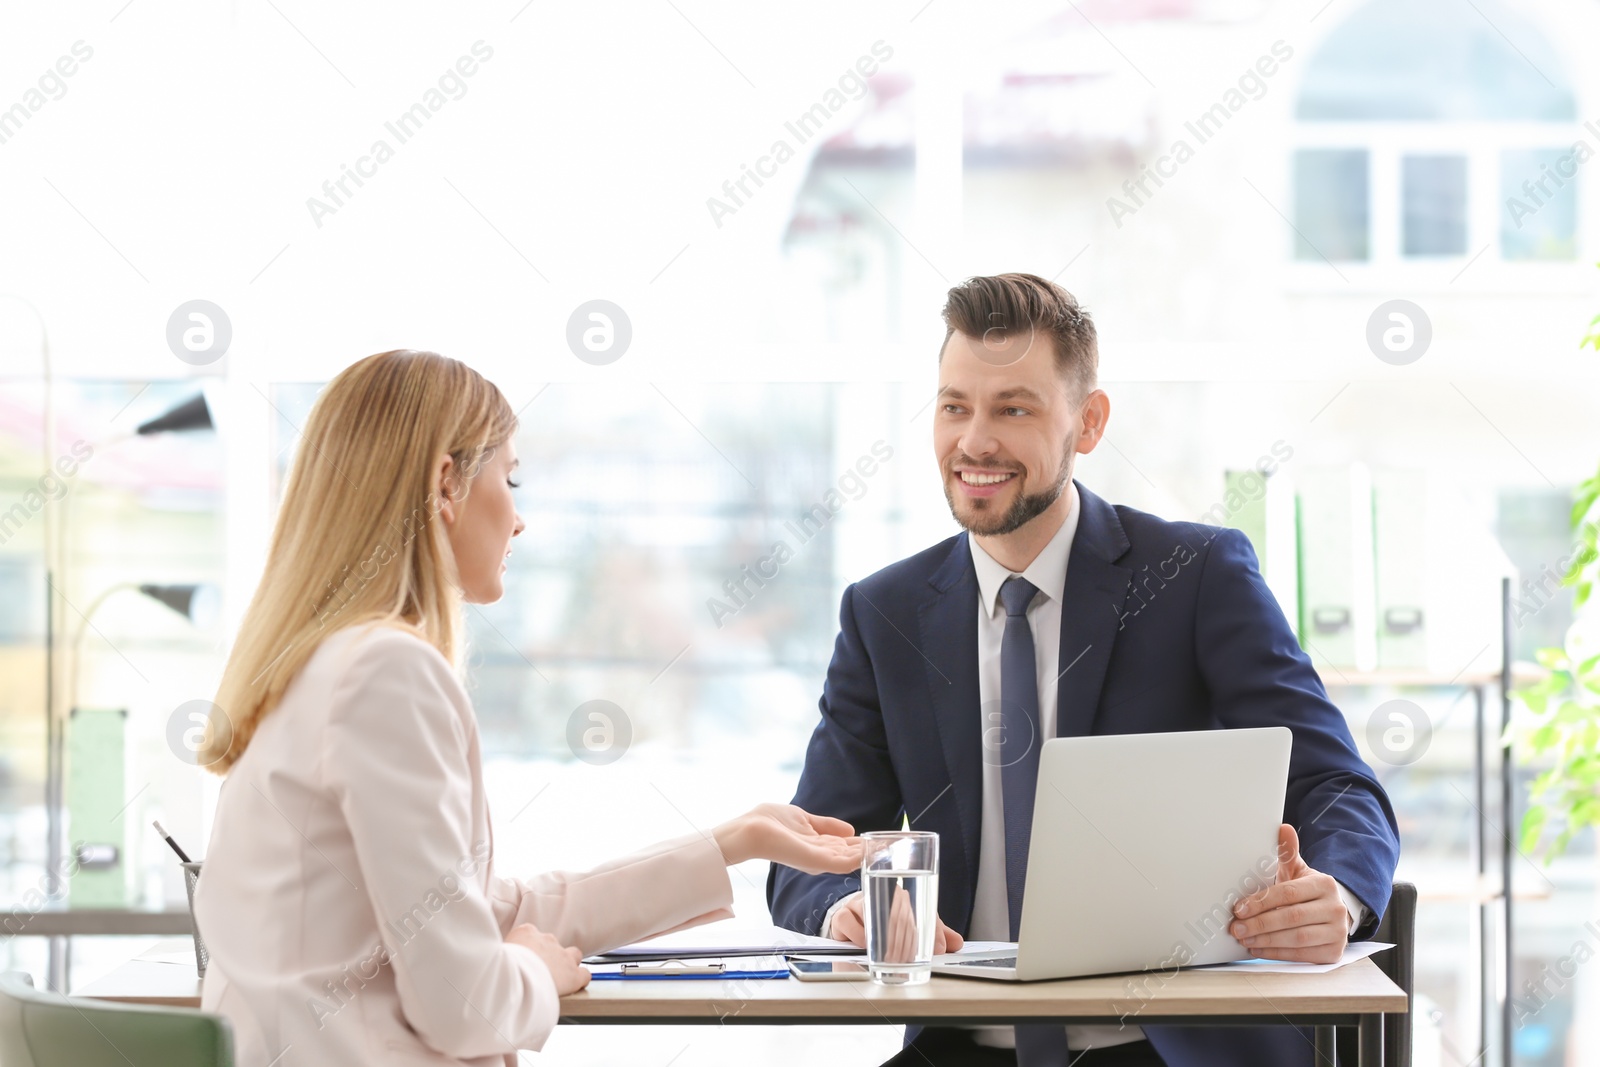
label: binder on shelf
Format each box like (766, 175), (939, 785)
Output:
(1372, 468), (1428, 671)
(67, 707), (129, 907)
(1297, 465), (1376, 672)
(1222, 468), (1299, 628)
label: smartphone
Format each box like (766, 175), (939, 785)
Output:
(788, 959), (872, 981)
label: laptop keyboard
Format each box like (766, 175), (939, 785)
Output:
(947, 956), (1018, 968)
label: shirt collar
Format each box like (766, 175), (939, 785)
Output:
(969, 482), (1081, 620)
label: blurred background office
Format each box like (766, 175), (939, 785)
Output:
(2, 1), (1598, 1064)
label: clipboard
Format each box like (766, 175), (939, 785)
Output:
(590, 958), (789, 981)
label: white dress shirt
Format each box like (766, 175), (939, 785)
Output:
(826, 484), (1364, 1052)
(965, 486), (1135, 1050)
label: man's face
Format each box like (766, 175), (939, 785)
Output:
(933, 331), (1101, 537)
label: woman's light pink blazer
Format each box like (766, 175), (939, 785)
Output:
(195, 625), (734, 1066)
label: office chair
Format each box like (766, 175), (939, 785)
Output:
(0, 970), (233, 1067)
(1334, 881), (1416, 1067)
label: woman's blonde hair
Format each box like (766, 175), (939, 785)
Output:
(201, 350), (517, 773)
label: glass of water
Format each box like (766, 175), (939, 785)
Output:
(861, 831), (940, 985)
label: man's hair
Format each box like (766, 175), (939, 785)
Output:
(940, 273), (1098, 396)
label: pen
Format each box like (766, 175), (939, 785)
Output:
(152, 820), (193, 863)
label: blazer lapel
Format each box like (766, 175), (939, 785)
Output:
(1056, 482), (1134, 739)
(916, 534), (984, 887)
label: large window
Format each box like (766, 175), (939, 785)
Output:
(1402, 154), (1468, 257)
(265, 381), (918, 762)
(0, 380), (223, 982)
(1500, 148), (1581, 261)
(1294, 148), (1370, 260)
(1292, 0), (1579, 266)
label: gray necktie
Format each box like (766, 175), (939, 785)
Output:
(998, 575), (1041, 941)
(1001, 576), (1070, 1066)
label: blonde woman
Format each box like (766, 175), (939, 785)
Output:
(193, 350), (861, 1067)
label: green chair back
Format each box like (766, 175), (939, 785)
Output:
(0, 971), (232, 1067)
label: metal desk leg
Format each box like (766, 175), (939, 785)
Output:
(47, 934), (68, 992)
(1315, 1024), (1338, 1065)
(1359, 1014), (1384, 1067)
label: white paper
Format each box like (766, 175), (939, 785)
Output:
(1202, 941), (1393, 975)
(142, 951), (202, 966)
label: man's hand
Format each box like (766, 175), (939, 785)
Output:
(508, 923), (590, 995)
(829, 892), (965, 955)
(1229, 824), (1349, 964)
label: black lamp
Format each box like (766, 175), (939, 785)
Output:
(137, 583), (200, 619)
(135, 393), (213, 436)
(135, 583), (219, 628)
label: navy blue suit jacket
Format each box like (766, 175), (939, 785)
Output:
(766, 482), (1400, 1067)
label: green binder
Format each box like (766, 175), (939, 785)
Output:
(67, 708), (128, 907)
(1222, 468), (1299, 629)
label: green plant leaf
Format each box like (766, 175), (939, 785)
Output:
(1518, 688), (1550, 715)
(1537, 647), (1571, 671)
(1520, 804), (1547, 854)
(1517, 670), (1570, 702)
(1572, 795), (1600, 828)
(1554, 699), (1595, 724)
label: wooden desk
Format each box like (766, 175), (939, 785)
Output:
(78, 941), (1406, 1065)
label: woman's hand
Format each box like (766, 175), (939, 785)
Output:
(507, 923), (591, 995)
(712, 803), (863, 875)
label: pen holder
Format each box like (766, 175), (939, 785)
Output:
(181, 861), (209, 977)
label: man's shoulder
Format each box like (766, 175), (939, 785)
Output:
(1107, 497), (1233, 558)
(851, 533), (966, 600)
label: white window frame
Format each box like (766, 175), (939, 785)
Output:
(1287, 120), (1589, 295)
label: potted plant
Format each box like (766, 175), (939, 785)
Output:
(1513, 470), (1600, 858)
(1513, 273), (1600, 857)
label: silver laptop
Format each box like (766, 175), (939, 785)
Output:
(933, 727), (1291, 981)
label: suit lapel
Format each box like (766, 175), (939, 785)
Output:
(1055, 482), (1133, 739)
(917, 534), (984, 886)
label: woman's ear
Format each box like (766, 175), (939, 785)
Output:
(434, 453), (459, 526)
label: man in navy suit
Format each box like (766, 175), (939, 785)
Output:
(767, 274), (1400, 1067)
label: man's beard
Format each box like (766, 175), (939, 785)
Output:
(944, 445), (1072, 537)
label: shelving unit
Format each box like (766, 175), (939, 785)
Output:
(1315, 578), (1523, 1067)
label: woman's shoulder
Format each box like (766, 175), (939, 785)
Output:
(306, 622), (458, 692)
(280, 624), (477, 791)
